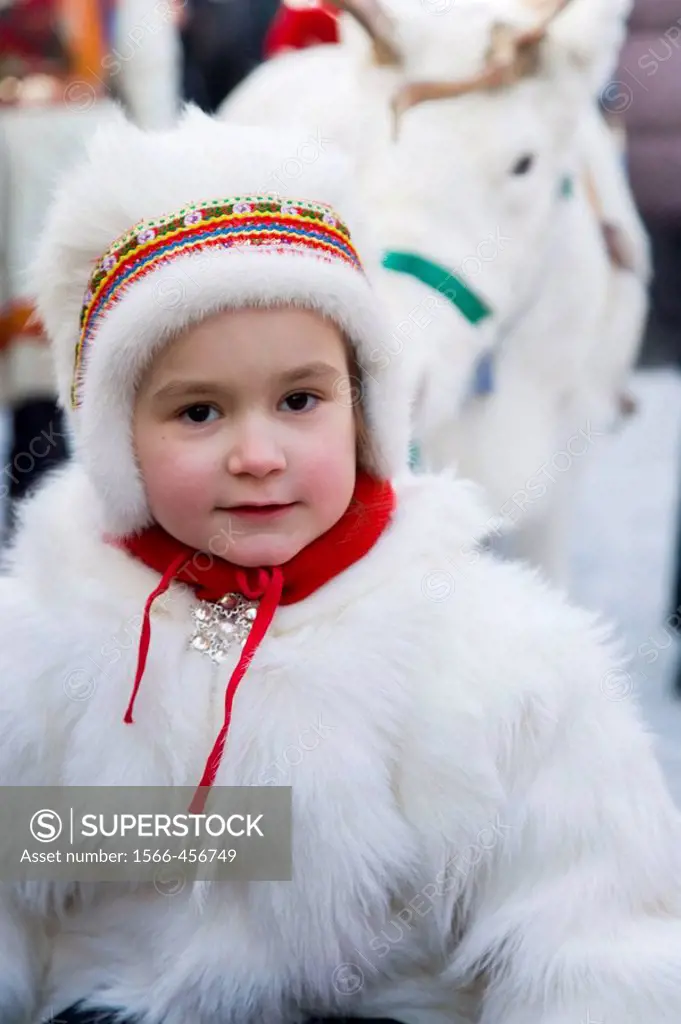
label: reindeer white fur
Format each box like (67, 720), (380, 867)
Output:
(220, 0), (649, 585)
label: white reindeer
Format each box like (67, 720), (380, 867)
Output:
(220, 0), (649, 585)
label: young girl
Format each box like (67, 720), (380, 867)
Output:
(2, 106), (681, 1024)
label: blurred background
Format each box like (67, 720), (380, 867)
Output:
(2, 0), (681, 800)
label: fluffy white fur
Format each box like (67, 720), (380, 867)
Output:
(30, 108), (411, 536)
(1, 464), (681, 1023)
(220, 0), (650, 585)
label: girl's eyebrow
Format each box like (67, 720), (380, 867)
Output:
(278, 361), (340, 386)
(152, 380), (223, 401)
(153, 362), (341, 401)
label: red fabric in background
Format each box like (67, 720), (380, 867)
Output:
(0, 0), (62, 67)
(263, 3), (339, 58)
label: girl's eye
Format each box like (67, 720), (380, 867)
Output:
(281, 391), (319, 413)
(180, 404), (220, 424)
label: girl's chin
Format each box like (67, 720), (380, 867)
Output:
(226, 537), (307, 568)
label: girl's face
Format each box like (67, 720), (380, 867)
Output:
(133, 306), (357, 566)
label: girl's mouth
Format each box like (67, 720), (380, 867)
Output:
(224, 504), (295, 519)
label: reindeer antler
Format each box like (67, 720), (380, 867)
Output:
(391, 0), (572, 126)
(517, 0), (570, 18)
(328, 0), (402, 65)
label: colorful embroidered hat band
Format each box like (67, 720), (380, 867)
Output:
(72, 194), (364, 409)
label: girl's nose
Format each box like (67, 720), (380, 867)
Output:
(226, 419), (287, 478)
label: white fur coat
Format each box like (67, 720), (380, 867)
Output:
(0, 464), (680, 1024)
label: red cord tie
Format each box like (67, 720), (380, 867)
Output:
(124, 561), (284, 815)
(189, 567), (283, 813)
(123, 551), (189, 725)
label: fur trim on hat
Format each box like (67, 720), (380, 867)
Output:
(31, 105), (410, 536)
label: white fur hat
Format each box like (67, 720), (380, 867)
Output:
(32, 106), (410, 537)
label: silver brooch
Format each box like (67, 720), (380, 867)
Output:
(188, 594), (259, 664)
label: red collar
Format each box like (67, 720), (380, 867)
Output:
(114, 472), (395, 811)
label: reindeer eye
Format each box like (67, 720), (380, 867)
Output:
(511, 153), (535, 176)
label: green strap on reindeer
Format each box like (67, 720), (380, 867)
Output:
(381, 250), (493, 325)
(383, 250), (493, 472)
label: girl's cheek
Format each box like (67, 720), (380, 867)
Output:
(151, 444), (217, 493)
(298, 436), (344, 473)
(299, 438), (355, 495)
